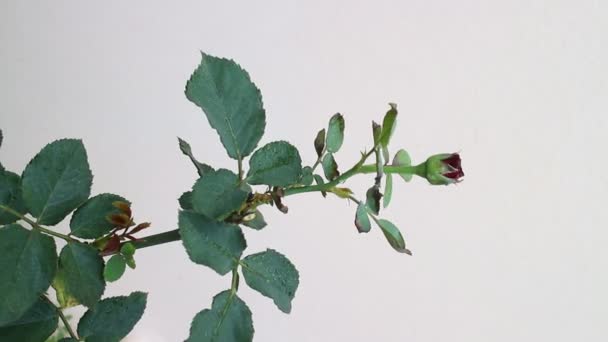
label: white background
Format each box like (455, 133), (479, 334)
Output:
(1, 1), (607, 341)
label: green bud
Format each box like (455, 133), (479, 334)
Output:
(422, 153), (464, 185)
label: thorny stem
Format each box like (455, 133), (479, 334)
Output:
(0, 144), (408, 254)
(110, 146), (419, 252)
(284, 147), (377, 197)
(359, 163), (426, 177)
(0, 205), (78, 243)
(43, 295), (79, 341)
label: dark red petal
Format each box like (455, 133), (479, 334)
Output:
(442, 153), (461, 170)
(443, 169), (464, 180)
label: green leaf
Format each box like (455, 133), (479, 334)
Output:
(380, 103), (398, 148)
(242, 209), (267, 230)
(178, 137), (214, 176)
(354, 202), (371, 233)
(125, 256), (136, 269)
(104, 255), (126, 283)
(179, 211), (246, 275)
(382, 145), (390, 167)
(322, 153), (339, 180)
(376, 219), (411, 255)
(21, 139), (92, 225)
(380, 103), (397, 166)
(372, 121), (382, 145)
(383, 173), (393, 208)
(0, 170), (27, 225)
(69, 193), (129, 239)
(247, 141), (303, 187)
(188, 290), (253, 342)
(192, 169), (249, 221)
(326, 113), (345, 153)
(0, 168), (13, 204)
(0, 297), (58, 342)
(179, 191), (194, 210)
(77, 292), (147, 342)
(392, 149), (413, 182)
(58, 243), (105, 307)
(313, 174), (327, 197)
(300, 166), (313, 186)
(365, 185), (382, 216)
(0, 225), (57, 325)
(52, 269), (80, 308)
(314, 128), (326, 157)
(241, 249), (299, 313)
(185, 52), (265, 160)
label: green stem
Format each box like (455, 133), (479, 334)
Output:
(43, 296), (79, 341)
(119, 229), (181, 252)
(310, 149), (325, 173)
(311, 158), (321, 172)
(283, 183), (328, 196)
(358, 164), (422, 176)
(108, 149), (421, 252)
(285, 148), (377, 197)
(100, 229), (181, 257)
(238, 158), (244, 181)
(0, 205), (77, 243)
(231, 268), (240, 294)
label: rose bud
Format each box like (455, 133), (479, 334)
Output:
(421, 153), (464, 185)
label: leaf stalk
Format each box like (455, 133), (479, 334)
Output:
(0, 204), (77, 243)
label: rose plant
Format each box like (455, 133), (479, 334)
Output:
(0, 52), (464, 342)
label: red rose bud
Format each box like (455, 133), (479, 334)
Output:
(422, 153), (464, 185)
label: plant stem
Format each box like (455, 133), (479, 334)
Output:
(238, 158), (244, 181)
(231, 268), (240, 294)
(310, 150), (325, 173)
(101, 229), (181, 256)
(110, 147), (419, 252)
(129, 229), (181, 250)
(285, 148), (376, 197)
(358, 164), (422, 176)
(311, 157), (321, 172)
(43, 295), (79, 341)
(57, 306), (79, 340)
(0, 205), (77, 243)
(283, 183), (328, 196)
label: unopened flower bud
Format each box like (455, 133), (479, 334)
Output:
(421, 153), (464, 185)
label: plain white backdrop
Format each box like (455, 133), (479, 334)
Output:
(1, 1), (607, 341)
